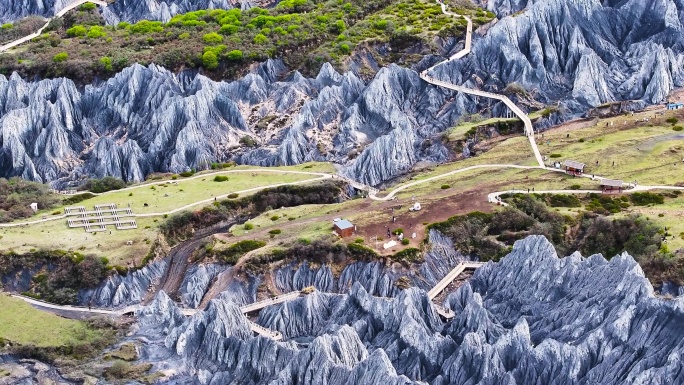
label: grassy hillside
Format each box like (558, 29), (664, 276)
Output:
(0, 0), (494, 81)
(0, 294), (114, 348)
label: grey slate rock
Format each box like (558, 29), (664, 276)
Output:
(78, 258), (168, 308)
(129, 235), (684, 385)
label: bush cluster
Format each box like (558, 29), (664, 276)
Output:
(160, 181), (346, 243)
(79, 176), (126, 193)
(428, 194), (668, 263)
(0, 250), (110, 304)
(0, 177), (60, 222)
(212, 240), (266, 264)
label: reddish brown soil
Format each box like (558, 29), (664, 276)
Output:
(353, 189), (491, 254)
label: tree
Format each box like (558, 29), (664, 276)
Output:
(202, 51), (219, 69)
(53, 52), (68, 62)
(203, 32), (223, 44)
(226, 49), (243, 60)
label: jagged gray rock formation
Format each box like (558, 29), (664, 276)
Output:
(77, 229), (470, 310)
(77, 258), (168, 308)
(3, 0), (684, 187)
(101, 0), (232, 24)
(179, 263), (225, 308)
(434, 0), (684, 111)
(128, 235), (684, 384)
(0, 355), (77, 385)
(1, 60), (472, 187)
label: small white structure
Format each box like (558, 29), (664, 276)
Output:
(409, 202), (422, 211)
(29, 202), (38, 212)
(383, 240), (397, 250)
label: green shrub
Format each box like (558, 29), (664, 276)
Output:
(226, 49), (243, 60)
(117, 22), (130, 29)
(178, 32), (190, 40)
(391, 228), (404, 235)
(569, 184), (582, 190)
(269, 229), (282, 235)
(219, 24), (239, 35)
(227, 193), (239, 198)
(213, 175), (229, 182)
(202, 32), (224, 44)
(441, 184), (450, 189)
(550, 153), (562, 158)
(1, 23), (12, 30)
(673, 126), (683, 131)
(401, 238), (410, 245)
(338, 43), (351, 54)
(129, 20), (163, 34)
(62, 193), (95, 205)
(202, 51), (219, 69)
(375, 19), (388, 29)
(66, 25), (87, 37)
(630, 192), (664, 206)
(392, 247), (421, 263)
(578, 138), (585, 143)
(213, 240), (266, 264)
(79, 2), (97, 10)
(666, 117), (678, 125)
(254, 33), (268, 44)
(78, 176), (125, 193)
(354, 238), (364, 244)
(271, 215), (280, 221)
(99, 56), (112, 71)
(179, 171), (194, 177)
(547, 194), (581, 207)
(244, 223), (254, 230)
(87, 26), (107, 39)
(53, 52), (68, 62)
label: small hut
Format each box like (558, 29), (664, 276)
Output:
(333, 219), (354, 237)
(563, 160), (585, 176)
(600, 179), (623, 193)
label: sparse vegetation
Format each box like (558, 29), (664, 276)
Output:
(0, 0), (493, 81)
(429, 195), (672, 267)
(212, 240), (266, 264)
(79, 176), (126, 193)
(160, 181), (345, 243)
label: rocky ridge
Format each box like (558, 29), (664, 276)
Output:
(0, 60), (473, 187)
(127, 235), (684, 384)
(3, 0), (684, 187)
(78, 229), (467, 309)
(436, 0), (684, 109)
